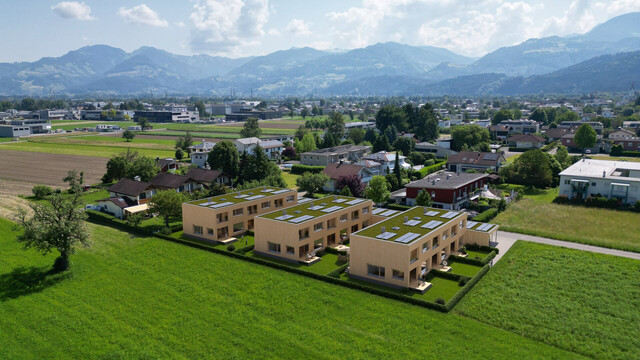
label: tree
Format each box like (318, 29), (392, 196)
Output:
(327, 111), (346, 140)
(20, 98), (36, 111)
(393, 137), (415, 156)
(16, 180), (89, 272)
(393, 151), (402, 189)
(529, 108), (549, 125)
(348, 128), (365, 144)
(63, 169), (82, 192)
(340, 186), (352, 196)
(295, 125), (308, 140)
(322, 132), (340, 148)
(239, 145), (280, 183)
(138, 117), (149, 131)
(126, 213), (144, 227)
(301, 108), (309, 119)
(364, 128), (377, 143)
(175, 148), (184, 161)
(554, 145), (571, 169)
(207, 140), (240, 179)
(32, 185), (53, 199)
(103, 154), (131, 183)
(450, 124), (490, 151)
(194, 101), (208, 118)
(129, 156), (159, 182)
(574, 123), (597, 153)
(122, 130), (136, 142)
(256, 101), (267, 110)
(383, 125), (397, 144)
(335, 175), (365, 198)
(385, 173), (399, 191)
(240, 117), (262, 138)
(282, 146), (296, 159)
(296, 172), (329, 196)
(296, 132), (317, 153)
(207, 183), (227, 197)
(558, 111), (580, 123)
(149, 190), (184, 227)
(500, 149), (553, 188)
(365, 175), (390, 204)
(415, 190), (432, 207)
(491, 109), (512, 125)
(373, 134), (391, 152)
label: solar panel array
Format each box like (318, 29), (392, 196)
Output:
(199, 200), (216, 207)
(441, 211), (458, 219)
(261, 189), (274, 193)
(322, 206), (342, 213)
(234, 194), (249, 198)
(376, 232), (397, 240)
(297, 198), (313, 204)
(210, 201), (233, 208)
(308, 205), (325, 211)
(275, 214), (294, 221)
(346, 199), (365, 205)
(404, 219), (421, 226)
(421, 220), (443, 229)
(466, 221), (478, 229)
(425, 211), (439, 216)
(245, 194), (265, 200)
(394, 232), (421, 244)
(272, 189), (290, 194)
(380, 210), (399, 217)
(476, 223), (494, 232)
(371, 208), (386, 215)
(333, 198), (347, 203)
(289, 215), (314, 223)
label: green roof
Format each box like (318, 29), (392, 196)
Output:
(260, 195), (371, 223)
(465, 220), (498, 232)
(185, 187), (295, 209)
(354, 207), (464, 244)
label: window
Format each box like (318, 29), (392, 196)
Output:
(367, 264), (385, 278)
(314, 238), (323, 249)
(207, 228), (214, 236)
(592, 182), (596, 186)
(314, 222), (323, 232)
(340, 214), (348, 222)
(217, 226), (229, 239)
(274, 199), (283, 208)
(217, 212), (228, 223)
(268, 242), (281, 253)
(299, 228), (310, 240)
(362, 206), (370, 214)
(433, 236), (439, 248)
(327, 218), (336, 229)
(410, 249), (418, 263)
(351, 224), (359, 233)
(261, 201), (271, 209)
(564, 180), (570, 185)
(193, 225), (203, 234)
(233, 208), (243, 216)
(362, 220), (369, 228)
(431, 192), (436, 198)
(233, 222), (244, 233)
(392, 269), (405, 280)
(351, 210), (359, 220)
(286, 246), (295, 255)
(286, 195), (295, 202)
(422, 242), (428, 253)
(247, 205), (257, 215)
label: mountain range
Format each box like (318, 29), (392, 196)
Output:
(1, 12), (640, 97)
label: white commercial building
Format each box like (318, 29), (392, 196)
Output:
(559, 159), (640, 205)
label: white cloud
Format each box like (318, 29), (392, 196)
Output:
(118, 4), (168, 27)
(285, 19), (310, 35)
(190, 0), (270, 55)
(51, 1), (94, 21)
(175, 21), (186, 28)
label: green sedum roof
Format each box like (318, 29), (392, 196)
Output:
(185, 187), (295, 208)
(260, 195), (372, 223)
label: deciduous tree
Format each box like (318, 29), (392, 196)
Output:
(149, 190), (184, 227)
(365, 175), (390, 204)
(296, 172), (329, 195)
(240, 117), (262, 138)
(574, 123), (597, 153)
(207, 140), (240, 179)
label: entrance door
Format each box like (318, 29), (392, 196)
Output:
(299, 244), (309, 258)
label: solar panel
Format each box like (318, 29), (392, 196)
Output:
(394, 232), (421, 244)
(381, 210), (398, 217)
(425, 211), (439, 217)
(297, 198), (313, 204)
(404, 220), (421, 226)
(421, 220), (443, 229)
(210, 202), (233, 208)
(272, 189), (289, 194)
(261, 189), (274, 193)
(234, 194), (249, 198)
(345, 199), (365, 205)
(245, 195), (266, 200)
(375, 232), (397, 240)
(308, 205), (325, 211)
(466, 221), (478, 229)
(199, 201), (216, 206)
(371, 208), (386, 215)
(321, 206), (342, 213)
(475, 223), (489, 231)
(275, 214), (294, 221)
(289, 215), (314, 223)
(441, 211), (458, 219)
(333, 198), (347, 203)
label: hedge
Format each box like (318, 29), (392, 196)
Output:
(327, 263), (349, 278)
(465, 243), (499, 254)
(235, 244), (255, 254)
(418, 161), (447, 178)
(473, 208), (498, 222)
(553, 195), (640, 213)
(541, 141), (557, 152)
(86, 210), (182, 234)
(430, 269), (469, 282)
(507, 147), (529, 152)
(619, 151), (640, 157)
(449, 251), (497, 266)
(444, 264), (491, 312)
(324, 247), (347, 256)
(291, 164), (325, 175)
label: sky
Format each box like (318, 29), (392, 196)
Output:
(1, 0), (639, 62)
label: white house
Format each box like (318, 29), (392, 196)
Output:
(234, 137), (261, 153)
(559, 159), (640, 205)
(364, 151), (411, 173)
(257, 139), (284, 160)
(189, 141), (217, 168)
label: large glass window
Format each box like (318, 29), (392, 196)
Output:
(314, 222), (323, 232)
(268, 242), (281, 253)
(233, 208), (243, 216)
(233, 222), (244, 233)
(392, 269), (404, 280)
(286, 246), (295, 254)
(261, 201), (271, 209)
(367, 264), (385, 278)
(193, 225), (203, 234)
(299, 228), (310, 240)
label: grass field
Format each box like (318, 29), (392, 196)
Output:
(456, 241), (640, 360)
(52, 121), (135, 131)
(0, 218), (582, 359)
(282, 171), (300, 189)
(494, 197), (640, 252)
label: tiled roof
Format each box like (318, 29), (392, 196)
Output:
(149, 172), (189, 189)
(98, 196), (138, 209)
(507, 134), (545, 143)
(108, 178), (152, 197)
(447, 151), (504, 166)
(186, 168), (227, 183)
(322, 163), (364, 180)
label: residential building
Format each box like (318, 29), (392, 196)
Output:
(543, 127), (573, 141)
(234, 137), (261, 153)
(99, 178), (158, 219)
(156, 158), (178, 172)
(474, 120), (491, 128)
(149, 172), (200, 193)
(446, 151), (505, 173)
(507, 134), (545, 149)
(349, 207), (498, 290)
(185, 168), (232, 187)
(558, 121), (604, 134)
(345, 121), (376, 130)
(0, 119), (51, 137)
(559, 159), (640, 204)
(189, 141), (217, 168)
(403, 172), (489, 209)
(622, 121), (640, 130)
(322, 163), (375, 192)
(258, 139), (284, 160)
(612, 137), (640, 151)
(354, 159), (384, 176)
(182, 187), (298, 243)
(96, 196), (146, 220)
(253, 195), (380, 263)
(560, 134), (607, 153)
(415, 142), (458, 157)
(488, 124), (510, 141)
(300, 144), (371, 166)
(608, 129), (637, 140)
(499, 120), (540, 134)
(364, 151), (411, 172)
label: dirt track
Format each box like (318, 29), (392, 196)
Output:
(0, 150), (108, 190)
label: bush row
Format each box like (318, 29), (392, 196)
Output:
(465, 243), (499, 254)
(324, 247), (348, 256)
(473, 208), (498, 222)
(327, 263), (349, 278)
(418, 161), (447, 178)
(449, 250), (497, 266)
(86, 210), (182, 234)
(553, 195), (640, 212)
(507, 147), (529, 152)
(234, 244), (255, 255)
(444, 264), (491, 312)
(291, 164), (325, 175)
(540, 141), (557, 152)
(430, 269), (469, 282)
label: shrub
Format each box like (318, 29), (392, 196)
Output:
(473, 208), (498, 222)
(419, 161), (446, 178)
(291, 164), (325, 175)
(227, 244), (236, 252)
(235, 244), (255, 254)
(125, 213), (144, 227)
(327, 263), (349, 278)
(458, 277), (469, 286)
(157, 227), (172, 235)
(635, 201), (640, 213)
(435, 298), (445, 305)
(553, 195), (569, 204)
(32, 185), (53, 199)
(55, 189), (62, 194)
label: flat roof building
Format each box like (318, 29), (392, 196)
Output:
(300, 144), (371, 166)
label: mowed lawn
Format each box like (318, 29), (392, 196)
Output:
(456, 241), (640, 360)
(494, 198), (640, 252)
(0, 218), (583, 359)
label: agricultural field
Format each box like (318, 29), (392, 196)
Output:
(0, 149), (108, 187)
(51, 121), (135, 131)
(0, 218), (583, 359)
(457, 241), (640, 360)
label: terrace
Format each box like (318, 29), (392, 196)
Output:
(355, 207), (464, 244)
(185, 187), (295, 209)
